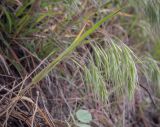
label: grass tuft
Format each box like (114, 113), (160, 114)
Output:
(84, 40), (138, 101)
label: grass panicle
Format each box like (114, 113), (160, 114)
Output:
(84, 40), (138, 101)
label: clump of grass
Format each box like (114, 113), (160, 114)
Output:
(129, 0), (160, 38)
(31, 8), (121, 86)
(84, 40), (138, 102)
(84, 61), (108, 102)
(0, 0), (50, 37)
(130, 0), (160, 25)
(0, 0), (52, 78)
(129, 0), (160, 60)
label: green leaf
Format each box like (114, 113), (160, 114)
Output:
(76, 109), (92, 123)
(16, 0), (34, 17)
(2, 7), (12, 32)
(76, 123), (91, 127)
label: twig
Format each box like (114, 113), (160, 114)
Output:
(139, 84), (157, 109)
